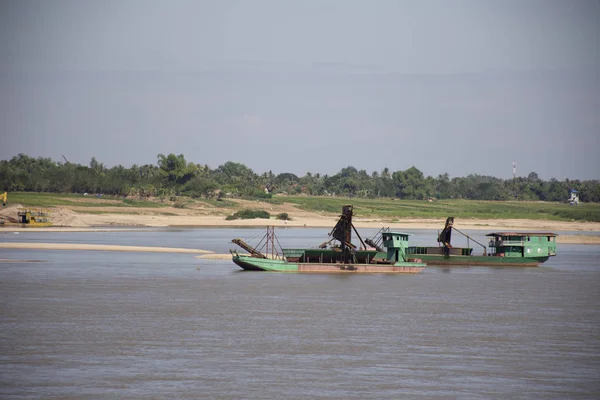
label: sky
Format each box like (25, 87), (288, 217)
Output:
(0, 0), (598, 180)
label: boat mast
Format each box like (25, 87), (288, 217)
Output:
(328, 205), (367, 262)
(438, 216), (487, 256)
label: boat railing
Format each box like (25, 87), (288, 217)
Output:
(490, 240), (525, 247)
(369, 226), (390, 250)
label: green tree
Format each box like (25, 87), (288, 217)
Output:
(392, 166), (428, 199)
(157, 153), (195, 186)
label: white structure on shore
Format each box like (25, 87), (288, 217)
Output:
(568, 189), (579, 206)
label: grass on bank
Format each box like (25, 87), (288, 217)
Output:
(5, 192), (600, 222)
(6, 192), (235, 210)
(71, 210), (180, 216)
(7, 192), (169, 208)
(278, 196), (600, 222)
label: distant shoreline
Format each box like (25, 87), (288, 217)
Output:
(2, 198), (599, 246)
(1, 216), (599, 232)
(1, 222), (599, 245)
(0, 233), (598, 253)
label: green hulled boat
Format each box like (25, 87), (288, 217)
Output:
(231, 205), (425, 273)
(405, 217), (557, 267)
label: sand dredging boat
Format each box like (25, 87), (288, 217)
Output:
(405, 217), (558, 267)
(230, 205), (425, 273)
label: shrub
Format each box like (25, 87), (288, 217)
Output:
(276, 212), (290, 220)
(226, 209), (271, 220)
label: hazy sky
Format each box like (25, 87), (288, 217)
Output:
(1, 0), (598, 180)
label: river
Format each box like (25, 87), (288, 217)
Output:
(1, 227), (599, 399)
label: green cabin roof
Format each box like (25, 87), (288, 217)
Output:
(485, 232), (557, 237)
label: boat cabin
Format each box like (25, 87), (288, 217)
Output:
(486, 232), (557, 258)
(381, 231), (412, 262)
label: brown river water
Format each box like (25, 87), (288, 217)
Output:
(1, 228), (599, 399)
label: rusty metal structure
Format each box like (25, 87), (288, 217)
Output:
(231, 226), (282, 260)
(437, 216), (486, 256)
(231, 238), (268, 259)
(326, 205), (369, 263)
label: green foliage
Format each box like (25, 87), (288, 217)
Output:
(121, 199), (166, 208)
(225, 209), (271, 220)
(197, 198), (235, 208)
(183, 176), (218, 199)
(276, 212), (290, 220)
(1, 153), (599, 222)
(157, 153), (196, 186)
(244, 189), (272, 199)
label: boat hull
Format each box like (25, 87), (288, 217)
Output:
(232, 255), (425, 273)
(414, 254), (549, 267)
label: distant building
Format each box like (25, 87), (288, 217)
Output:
(568, 189), (579, 206)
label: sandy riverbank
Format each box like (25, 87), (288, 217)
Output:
(554, 235), (600, 245)
(2, 214), (600, 232)
(2, 200), (600, 233)
(2, 201), (599, 244)
(2, 216), (600, 234)
(0, 243), (213, 254)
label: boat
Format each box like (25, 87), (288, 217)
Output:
(404, 217), (557, 266)
(230, 205), (426, 273)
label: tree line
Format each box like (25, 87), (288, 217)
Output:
(1, 153), (599, 203)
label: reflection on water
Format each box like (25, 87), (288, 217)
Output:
(1, 228), (599, 399)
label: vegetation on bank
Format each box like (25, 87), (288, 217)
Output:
(279, 197), (600, 222)
(1, 153), (599, 222)
(226, 209), (271, 220)
(276, 212), (291, 221)
(6, 192), (170, 208)
(5, 192), (600, 222)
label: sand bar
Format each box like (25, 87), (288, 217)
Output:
(0, 228), (166, 233)
(196, 253), (234, 260)
(556, 235), (600, 245)
(2, 217), (599, 232)
(0, 243), (213, 254)
(1, 229), (599, 246)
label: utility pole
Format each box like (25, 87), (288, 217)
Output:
(513, 161), (517, 199)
